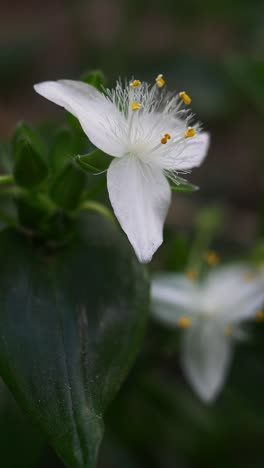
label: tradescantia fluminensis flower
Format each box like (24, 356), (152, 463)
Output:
(34, 75), (210, 263)
(151, 265), (264, 402)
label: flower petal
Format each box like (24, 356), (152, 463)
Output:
(107, 156), (171, 263)
(182, 319), (232, 402)
(34, 80), (126, 157)
(173, 132), (210, 171)
(202, 265), (264, 322)
(151, 273), (199, 326)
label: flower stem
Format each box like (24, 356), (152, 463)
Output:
(79, 201), (115, 223)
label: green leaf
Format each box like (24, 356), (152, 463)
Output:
(0, 379), (45, 467)
(170, 176), (199, 193)
(12, 121), (47, 158)
(81, 70), (106, 91)
(225, 56), (264, 114)
(75, 149), (112, 175)
(51, 126), (76, 173)
(0, 213), (149, 468)
(51, 162), (86, 211)
(14, 139), (49, 188)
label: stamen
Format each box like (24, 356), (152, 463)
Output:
(131, 101), (141, 111)
(243, 272), (256, 282)
(256, 309), (264, 322)
(156, 74), (165, 88)
(179, 91), (191, 105)
(160, 133), (171, 144)
(186, 270), (197, 281)
(178, 316), (192, 328)
(185, 127), (196, 138)
(224, 325), (233, 336)
(130, 79), (141, 88)
(206, 250), (220, 267)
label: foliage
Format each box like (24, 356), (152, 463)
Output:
(0, 80), (149, 467)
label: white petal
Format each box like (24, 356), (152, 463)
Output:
(151, 274), (199, 326)
(182, 319), (232, 403)
(202, 265), (264, 322)
(107, 156), (171, 263)
(34, 80), (126, 157)
(173, 132), (210, 171)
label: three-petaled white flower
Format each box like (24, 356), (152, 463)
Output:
(34, 75), (209, 263)
(151, 265), (264, 402)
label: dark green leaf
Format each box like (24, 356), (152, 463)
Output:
(51, 126), (76, 173)
(75, 149), (112, 175)
(14, 139), (49, 188)
(81, 70), (106, 91)
(170, 176), (199, 193)
(12, 121), (47, 158)
(0, 379), (45, 467)
(0, 213), (149, 468)
(51, 162), (86, 211)
(225, 56), (264, 113)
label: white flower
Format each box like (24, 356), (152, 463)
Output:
(151, 265), (264, 402)
(34, 76), (209, 263)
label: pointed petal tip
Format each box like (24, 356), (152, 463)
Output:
(131, 221), (165, 264)
(33, 81), (57, 100)
(107, 157), (170, 265)
(33, 82), (42, 94)
(182, 322), (232, 406)
(193, 383), (220, 404)
(135, 248), (154, 264)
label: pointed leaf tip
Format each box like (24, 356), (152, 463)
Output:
(0, 213), (149, 467)
(80, 70), (106, 91)
(170, 177), (199, 193)
(14, 139), (48, 188)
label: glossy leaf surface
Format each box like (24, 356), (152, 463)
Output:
(0, 213), (149, 468)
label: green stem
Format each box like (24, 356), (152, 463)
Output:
(0, 174), (14, 185)
(187, 206), (224, 277)
(79, 201), (115, 223)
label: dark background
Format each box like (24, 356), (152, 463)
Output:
(0, 1), (264, 467)
(1, 0), (263, 244)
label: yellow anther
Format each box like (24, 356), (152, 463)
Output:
(206, 250), (220, 267)
(243, 272), (256, 282)
(130, 79), (141, 88)
(131, 101), (141, 111)
(224, 325), (233, 337)
(156, 74), (165, 88)
(179, 91), (191, 105)
(178, 316), (192, 328)
(160, 133), (171, 144)
(256, 309), (264, 322)
(186, 269), (197, 281)
(185, 127), (196, 138)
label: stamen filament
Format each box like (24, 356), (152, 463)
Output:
(128, 102), (141, 140)
(143, 133), (185, 158)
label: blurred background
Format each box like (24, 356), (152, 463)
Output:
(0, 0), (264, 467)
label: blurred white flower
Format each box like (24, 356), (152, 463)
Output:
(151, 265), (264, 402)
(34, 76), (209, 263)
